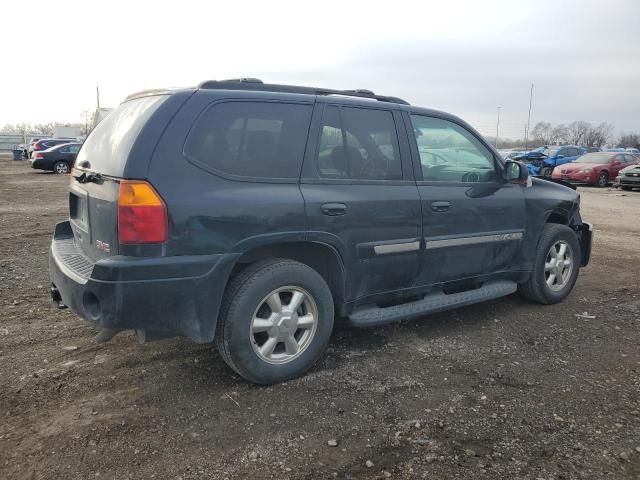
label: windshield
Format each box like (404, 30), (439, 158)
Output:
(574, 153), (613, 164)
(75, 95), (167, 176)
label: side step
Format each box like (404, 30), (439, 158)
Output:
(347, 280), (517, 327)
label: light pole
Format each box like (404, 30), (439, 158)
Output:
(495, 106), (501, 149)
(524, 83), (534, 151)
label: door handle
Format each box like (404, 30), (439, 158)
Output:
(431, 201), (451, 212)
(321, 203), (347, 216)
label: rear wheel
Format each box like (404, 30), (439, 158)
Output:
(53, 161), (69, 174)
(596, 171), (608, 187)
(539, 167), (552, 177)
(518, 224), (580, 304)
(215, 259), (334, 384)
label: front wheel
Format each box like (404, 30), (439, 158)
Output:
(518, 224), (581, 304)
(596, 171), (608, 187)
(539, 167), (553, 177)
(53, 161), (69, 174)
(215, 259), (334, 384)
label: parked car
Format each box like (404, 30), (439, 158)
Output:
(29, 142), (82, 174)
(49, 79), (592, 384)
(551, 152), (638, 187)
(624, 147), (640, 154)
(30, 138), (77, 158)
(514, 145), (586, 177)
(583, 146), (600, 153)
(499, 150), (524, 160)
(27, 137), (48, 157)
(614, 162), (640, 190)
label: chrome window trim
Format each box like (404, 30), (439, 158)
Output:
(425, 232), (523, 250)
(373, 241), (421, 255)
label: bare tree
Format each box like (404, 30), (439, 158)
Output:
(566, 121), (591, 145)
(551, 124), (568, 144)
(583, 122), (614, 147)
(531, 122), (553, 144)
(618, 132), (640, 149)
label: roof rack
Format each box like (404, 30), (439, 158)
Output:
(197, 78), (410, 105)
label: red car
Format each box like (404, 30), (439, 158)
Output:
(552, 152), (639, 187)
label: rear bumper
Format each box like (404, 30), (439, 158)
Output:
(49, 221), (238, 343)
(577, 222), (593, 267)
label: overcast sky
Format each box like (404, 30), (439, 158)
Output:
(2, 0), (639, 138)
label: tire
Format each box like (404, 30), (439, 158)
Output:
(539, 167), (552, 177)
(53, 161), (69, 174)
(215, 259), (334, 384)
(596, 171), (608, 187)
(518, 224), (581, 305)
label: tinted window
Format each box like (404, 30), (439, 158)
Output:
(76, 95), (167, 176)
(185, 101), (312, 179)
(624, 154), (637, 163)
(69, 144), (81, 154)
(410, 115), (497, 182)
(316, 106), (401, 180)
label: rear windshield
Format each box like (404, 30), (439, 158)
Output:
(75, 95), (167, 176)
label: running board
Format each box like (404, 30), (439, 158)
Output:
(347, 280), (517, 327)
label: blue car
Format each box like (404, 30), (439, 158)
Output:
(514, 145), (586, 177)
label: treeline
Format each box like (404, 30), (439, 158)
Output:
(491, 121), (639, 150)
(0, 122), (91, 137)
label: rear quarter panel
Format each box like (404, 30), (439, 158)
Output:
(146, 90), (307, 257)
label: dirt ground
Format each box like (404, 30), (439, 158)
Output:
(1, 154), (639, 480)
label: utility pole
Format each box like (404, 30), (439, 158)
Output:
(96, 85), (100, 110)
(495, 106), (501, 149)
(524, 83), (534, 151)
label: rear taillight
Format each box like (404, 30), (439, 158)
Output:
(34, 153), (44, 159)
(117, 180), (167, 244)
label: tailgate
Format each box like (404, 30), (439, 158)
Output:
(69, 94), (168, 262)
(69, 176), (120, 260)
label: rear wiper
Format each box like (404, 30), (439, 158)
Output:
(73, 170), (102, 184)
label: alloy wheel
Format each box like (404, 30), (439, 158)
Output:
(544, 240), (574, 291)
(250, 286), (318, 364)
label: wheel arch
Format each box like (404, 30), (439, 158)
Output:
(230, 241), (346, 305)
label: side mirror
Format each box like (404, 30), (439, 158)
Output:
(504, 160), (529, 184)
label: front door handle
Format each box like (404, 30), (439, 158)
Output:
(321, 203), (347, 216)
(431, 201), (451, 212)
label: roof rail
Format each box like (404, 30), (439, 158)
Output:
(197, 79), (410, 105)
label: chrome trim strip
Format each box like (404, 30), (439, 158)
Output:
(425, 232), (523, 250)
(374, 241), (421, 255)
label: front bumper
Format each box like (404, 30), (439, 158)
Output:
(49, 221), (238, 343)
(618, 175), (640, 187)
(552, 172), (596, 184)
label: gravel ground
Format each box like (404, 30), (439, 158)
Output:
(1, 155), (639, 479)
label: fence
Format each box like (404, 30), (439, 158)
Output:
(0, 133), (46, 152)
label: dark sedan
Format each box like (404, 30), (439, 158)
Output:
(29, 143), (82, 174)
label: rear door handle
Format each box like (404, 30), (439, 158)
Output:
(431, 201), (451, 212)
(321, 203), (347, 216)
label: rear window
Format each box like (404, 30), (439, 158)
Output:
(75, 95), (167, 176)
(184, 101), (313, 180)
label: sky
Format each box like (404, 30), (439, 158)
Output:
(2, 0), (639, 139)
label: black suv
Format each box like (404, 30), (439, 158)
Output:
(50, 79), (593, 384)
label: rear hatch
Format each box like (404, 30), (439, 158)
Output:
(69, 95), (168, 261)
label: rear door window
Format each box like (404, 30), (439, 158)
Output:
(185, 101), (313, 180)
(316, 106), (402, 180)
(75, 95), (167, 176)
